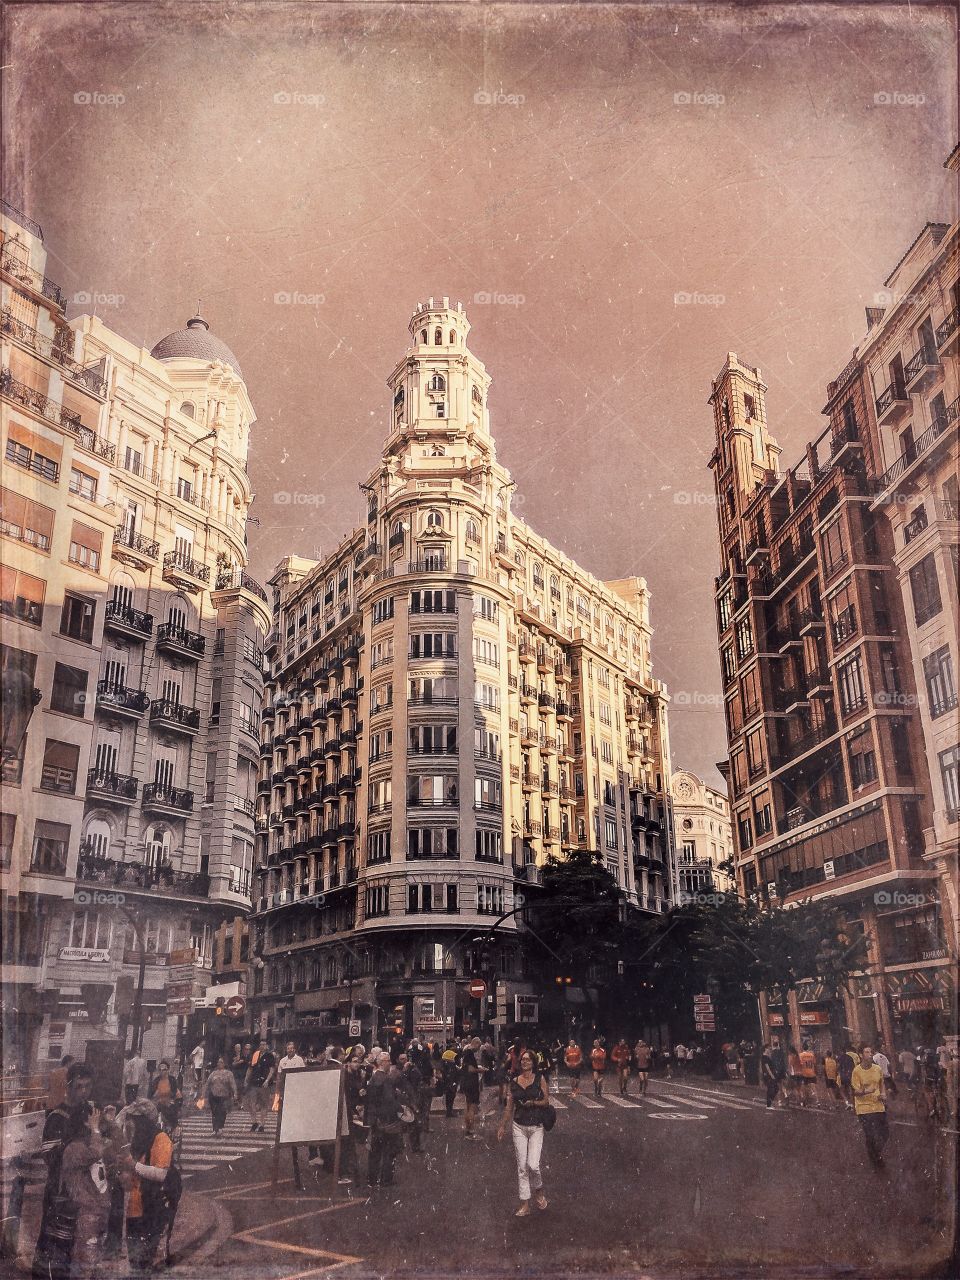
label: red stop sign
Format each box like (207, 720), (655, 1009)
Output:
(225, 995), (246, 1019)
(468, 979), (487, 999)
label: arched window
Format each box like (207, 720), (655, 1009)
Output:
(295, 959), (305, 987)
(324, 956), (337, 984)
(392, 519), (405, 541)
(465, 518), (480, 544)
(532, 562), (544, 588)
(428, 373), (446, 392)
(550, 574), (560, 600)
(145, 825), (171, 873)
(434, 327), (443, 345)
(496, 492), (506, 515)
(109, 570), (136, 613)
(430, 443), (445, 456)
(426, 509), (443, 529)
(420, 329), (427, 344)
(449, 329), (456, 345)
(180, 401), (195, 419)
(84, 818), (112, 859)
(310, 959), (321, 987)
(514, 550), (524, 568)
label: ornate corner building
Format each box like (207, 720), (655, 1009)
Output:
(671, 770), (734, 898)
(707, 155), (958, 1052)
(252, 298), (674, 1046)
(1, 201), (269, 1072)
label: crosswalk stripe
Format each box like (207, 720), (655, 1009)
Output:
(653, 1084), (753, 1111)
(656, 1093), (718, 1110)
(605, 1095), (643, 1109)
(642, 1097), (678, 1109)
(550, 1097), (568, 1111)
(571, 1094), (604, 1109)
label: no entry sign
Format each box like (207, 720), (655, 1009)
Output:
(468, 978), (487, 999)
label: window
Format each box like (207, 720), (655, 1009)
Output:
(598, 700), (611, 726)
(368, 830), (391, 864)
(0, 487), (55, 551)
(41, 740), (80, 793)
(743, 393), (756, 421)
(408, 774), (457, 806)
(370, 681), (393, 713)
(68, 521), (102, 572)
(5, 436), (59, 482)
(821, 519), (847, 577)
(837, 653), (866, 714)
(475, 777), (502, 810)
(180, 401), (195, 419)
(473, 594), (498, 621)
(31, 820), (70, 875)
(465, 518), (480, 544)
(408, 828), (458, 859)
(924, 646), (957, 718)
(409, 724), (457, 754)
(477, 884), (504, 916)
(69, 909), (113, 951)
(50, 663), (88, 717)
(909, 554), (942, 627)
(474, 681), (500, 711)
(411, 589), (456, 614)
(737, 813), (753, 851)
(473, 636), (499, 667)
(746, 729), (764, 776)
(735, 617), (754, 661)
(0, 813), (15, 868)
(60, 592), (96, 643)
(0, 566), (44, 626)
(605, 817), (617, 848)
(372, 596), (394, 624)
(410, 632), (455, 659)
(600, 739), (613, 765)
(371, 637), (395, 668)
(721, 645), (736, 685)
(476, 829), (502, 862)
(409, 675), (456, 703)
(754, 803), (772, 836)
(939, 746), (959, 820)
(717, 592), (732, 631)
(434, 328), (443, 345)
(474, 727), (500, 760)
(369, 728), (393, 761)
(848, 727), (878, 789)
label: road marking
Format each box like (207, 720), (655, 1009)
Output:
(654, 1086), (752, 1111)
(231, 1199), (362, 1275)
(648, 1113), (708, 1121)
(550, 1097), (568, 1110)
(605, 1095), (643, 1108)
(641, 1097), (677, 1109)
(656, 1093), (718, 1111)
(570, 1094), (604, 1109)
(179, 1162), (217, 1172)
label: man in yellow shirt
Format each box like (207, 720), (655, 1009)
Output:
(851, 1044), (888, 1168)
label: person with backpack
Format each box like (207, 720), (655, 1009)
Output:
(564, 1040), (583, 1097)
(123, 1110), (180, 1276)
(61, 1105), (111, 1280)
(590, 1040), (607, 1096)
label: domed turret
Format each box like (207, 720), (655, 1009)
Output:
(150, 310), (244, 379)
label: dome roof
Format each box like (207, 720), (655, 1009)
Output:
(150, 313), (243, 379)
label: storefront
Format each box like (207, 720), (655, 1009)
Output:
(884, 964), (955, 1052)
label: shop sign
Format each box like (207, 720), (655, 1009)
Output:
(922, 948), (948, 961)
(168, 948), (197, 967)
(167, 966), (196, 984)
(58, 947), (111, 963)
(166, 982), (195, 1000)
(893, 995), (945, 1014)
(515, 995), (539, 1023)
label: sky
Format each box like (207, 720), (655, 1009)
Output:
(6, 2), (956, 785)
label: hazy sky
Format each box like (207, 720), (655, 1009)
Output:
(7, 2), (955, 784)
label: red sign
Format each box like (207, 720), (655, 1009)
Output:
(225, 995), (246, 1019)
(468, 979), (487, 999)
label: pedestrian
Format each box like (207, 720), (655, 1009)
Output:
(32, 1062), (96, 1280)
(851, 1045), (889, 1169)
(243, 1039), (276, 1132)
(761, 1040), (784, 1109)
(97, 1106), (128, 1261)
(784, 1044), (802, 1107)
(45, 1056), (75, 1111)
(121, 1048), (148, 1106)
(674, 1043), (687, 1075)
(897, 1045), (916, 1086)
(60, 1101), (110, 1280)
(204, 1056), (238, 1136)
(188, 1042), (205, 1088)
(440, 1044), (459, 1118)
(633, 1039), (651, 1095)
(395, 1054), (423, 1153)
(563, 1039), (583, 1097)
(590, 1040), (607, 1096)
(611, 1039), (631, 1097)
(723, 1041), (739, 1080)
(123, 1109), (177, 1275)
(410, 1041), (435, 1131)
(460, 1037), (482, 1139)
(147, 1061), (183, 1134)
(838, 1044), (860, 1111)
(873, 1045), (896, 1099)
(364, 1052), (404, 1189)
(231, 1042), (251, 1095)
(278, 1041), (306, 1077)
(823, 1049), (842, 1110)
(798, 1041), (817, 1107)
(497, 1049), (550, 1217)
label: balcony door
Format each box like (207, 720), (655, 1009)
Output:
(94, 731), (120, 776)
(145, 824), (171, 873)
(102, 652), (126, 691)
(153, 747), (176, 792)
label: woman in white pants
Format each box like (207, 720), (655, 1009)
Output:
(497, 1049), (550, 1217)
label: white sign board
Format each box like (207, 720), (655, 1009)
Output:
(276, 1066), (347, 1147)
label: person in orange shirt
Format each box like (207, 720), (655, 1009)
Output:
(798, 1041), (817, 1108)
(563, 1040), (583, 1097)
(124, 1110), (175, 1274)
(590, 1041), (607, 1097)
(611, 1040), (631, 1097)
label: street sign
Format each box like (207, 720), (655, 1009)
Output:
(348, 1019), (361, 1038)
(468, 978), (487, 999)
(168, 948), (197, 967)
(695, 1018), (716, 1032)
(167, 998), (193, 1016)
(514, 995), (539, 1023)
(225, 995), (246, 1020)
(693, 994), (713, 1007)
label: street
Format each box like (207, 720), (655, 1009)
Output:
(172, 1076), (957, 1279)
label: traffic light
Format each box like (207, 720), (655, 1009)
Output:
(555, 975), (572, 986)
(214, 997), (225, 1018)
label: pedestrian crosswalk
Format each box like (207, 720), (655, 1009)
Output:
(177, 1109), (279, 1179)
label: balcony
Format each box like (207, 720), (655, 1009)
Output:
(162, 548), (211, 591)
(156, 622), (205, 659)
(96, 681), (149, 717)
(538, 692), (555, 711)
(903, 345), (941, 395)
(214, 568), (268, 602)
(0, 310), (108, 397)
(142, 783), (194, 814)
(111, 525), (160, 569)
(408, 556), (447, 573)
(520, 684), (537, 704)
(86, 768), (138, 804)
(104, 600), (154, 640)
(76, 849), (208, 898)
(829, 421), (863, 462)
(518, 643), (535, 665)
(0, 242), (66, 308)
(831, 606), (858, 648)
(556, 701), (572, 720)
(875, 382), (911, 427)
(903, 509), (929, 544)
(936, 306), (959, 356)
(149, 698), (201, 735)
(745, 533), (769, 565)
(798, 607), (825, 636)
